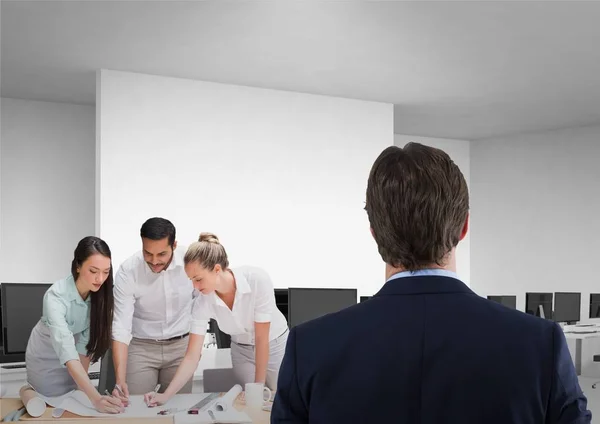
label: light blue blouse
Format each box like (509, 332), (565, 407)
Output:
(41, 275), (91, 366)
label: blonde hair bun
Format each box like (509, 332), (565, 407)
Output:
(199, 232), (220, 244)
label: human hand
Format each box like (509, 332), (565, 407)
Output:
(112, 382), (130, 406)
(144, 391), (169, 407)
(93, 395), (124, 414)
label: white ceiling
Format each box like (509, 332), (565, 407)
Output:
(2, 0), (600, 140)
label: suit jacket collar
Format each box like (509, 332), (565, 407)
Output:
(375, 275), (474, 297)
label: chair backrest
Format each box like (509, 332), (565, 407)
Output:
(203, 368), (237, 393)
(97, 348), (116, 394)
(209, 319), (231, 349)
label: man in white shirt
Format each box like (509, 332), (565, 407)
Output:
(111, 217), (195, 398)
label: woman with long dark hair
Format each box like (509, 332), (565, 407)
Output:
(25, 236), (123, 413)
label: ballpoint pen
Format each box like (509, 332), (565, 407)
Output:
(104, 389), (119, 402)
(146, 384), (161, 407)
(114, 384), (129, 405)
(114, 384), (127, 398)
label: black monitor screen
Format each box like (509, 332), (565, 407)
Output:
(1, 283), (51, 356)
(487, 295), (517, 309)
(288, 288), (357, 327)
(554, 292), (581, 323)
(525, 292), (553, 319)
(590, 294), (600, 319)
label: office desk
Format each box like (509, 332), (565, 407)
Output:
(563, 325), (600, 375)
(0, 395), (270, 424)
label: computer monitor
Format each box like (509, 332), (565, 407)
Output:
(590, 294), (600, 319)
(487, 295), (517, 309)
(274, 289), (289, 322)
(553, 292), (581, 324)
(288, 288), (357, 328)
(0, 283), (52, 363)
(525, 292), (553, 319)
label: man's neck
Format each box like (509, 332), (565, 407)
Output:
(385, 252), (457, 281)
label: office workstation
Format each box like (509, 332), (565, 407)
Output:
(1, 281), (362, 421)
(486, 291), (600, 377)
(0, 282), (227, 397)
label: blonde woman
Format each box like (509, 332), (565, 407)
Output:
(144, 233), (289, 406)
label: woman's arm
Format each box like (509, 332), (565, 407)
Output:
(251, 267), (277, 384)
(79, 353), (91, 373)
(144, 334), (205, 406)
(42, 290), (121, 413)
(254, 322), (271, 383)
(66, 359), (123, 413)
(66, 359), (101, 402)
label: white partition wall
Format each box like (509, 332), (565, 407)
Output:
(97, 70), (393, 296)
(470, 125), (600, 314)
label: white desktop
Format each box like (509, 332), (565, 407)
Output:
(561, 322), (600, 377)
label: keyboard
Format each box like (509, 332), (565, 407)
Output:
(88, 372), (100, 380)
(1, 364), (26, 369)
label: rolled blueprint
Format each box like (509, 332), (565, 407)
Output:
(214, 384), (242, 412)
(19, 385), (46, 418)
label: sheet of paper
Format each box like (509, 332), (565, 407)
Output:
(34, 390), (210, 418)
(214, 384), (242, 411)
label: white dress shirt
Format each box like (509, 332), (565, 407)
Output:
(112, 247), (195, 344)
(190, 265), (288, 345)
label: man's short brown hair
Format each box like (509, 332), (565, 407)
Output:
(365, 143), (469, 271)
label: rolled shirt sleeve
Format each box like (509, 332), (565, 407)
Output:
(190, 295), (210, 336)
(42, 291), (80, 367)
(112, 265), (136, 345)
(253, 268), (275, 323)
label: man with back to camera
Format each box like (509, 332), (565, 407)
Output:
(271, 143), (591, 423)
(110, 217), (195, 401)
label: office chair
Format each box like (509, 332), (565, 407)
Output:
(209, 319), (231, 349)
(592, 355), (600, 389)
(97, 348), (116, 394)
(203, 368), (237, 393)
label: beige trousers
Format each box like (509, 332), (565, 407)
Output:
(230, 329), (289, 391)
(126, 335), (193, 395)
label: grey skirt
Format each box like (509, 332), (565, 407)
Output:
(25, 321), (78, 397)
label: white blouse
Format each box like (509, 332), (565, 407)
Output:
(190, 265), (288, 345)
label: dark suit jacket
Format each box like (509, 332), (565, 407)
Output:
(271, 275), (592, 424)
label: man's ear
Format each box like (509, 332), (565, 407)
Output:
(459, 213), (469, 241)
(370, 227), (375, 239)
(173, 240), (178, 251)
(214, 264), (222, 273)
